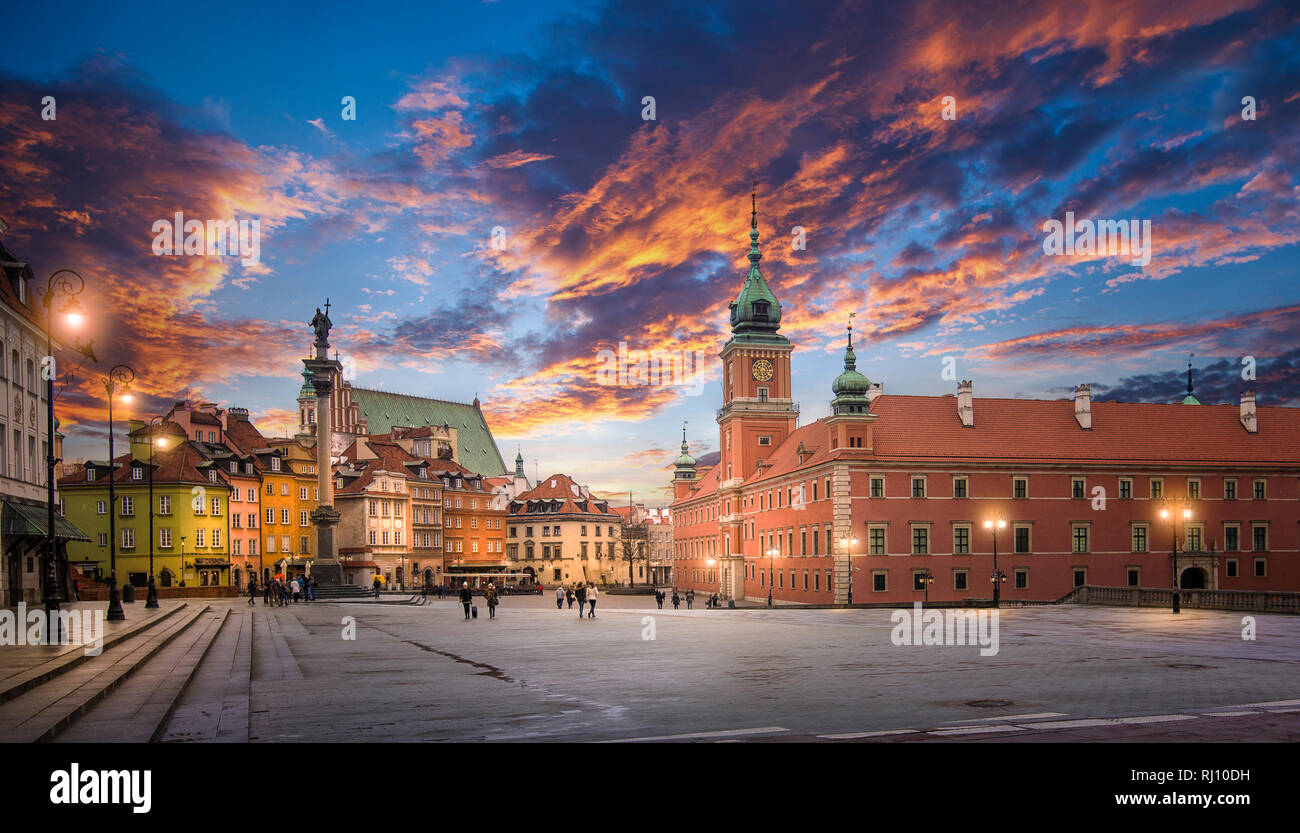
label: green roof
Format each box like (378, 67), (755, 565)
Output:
(349, 388), (507, 476)
(3, 501), (92, 542)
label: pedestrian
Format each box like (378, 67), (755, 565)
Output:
(566, 587), (575, 609)
(555, 584), (566, 610)
(248, 576), (257, 606)
(656, 589), (664, 609)
(575, 583), (587, 619)
(485, 583), (499, 619)
(72, 579), (80, 602)
(291, 578), (301, 603)
(373, 576), (382, 599)
(586, 583), (598, 618)
(686, 589), (694, 610)
(308, 576), (316, 602)
(459, 582), (473, 620)
(263, 579), (272, 605)
(672, 590), (680, 610)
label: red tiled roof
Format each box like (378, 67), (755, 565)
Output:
(510, 473), (614, 517)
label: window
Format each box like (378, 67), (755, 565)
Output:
(1014, 569), (1027, 589)
(121, 496), (134, 516)
(872, 572), (887, 592)
(1224, 479), (1237, 500)
(300, 487), (308, 501)
(1118, 478), (1132, 500)
(868, 527), (885, 555)
(1226, 559), (1238, 578)
(953, 527), (970, 554)
(1132, 526), (1148, 553)
(1187, 478), (1200, 499)
(953, 477), (967, 498)
(369, 500), (377, 516)
(98, 533), (108, 547)
(1072, 525), (1089, 553)
(211, 497), (221, 516)
(267, 536), (276, 553)
(912, 572), (928, 591)
(300, 510), (309, 527)
(911, 478), (926, 498)
(122, 528), (134, 548)
(265, 507), (274, 525)
(1252, 526), (1267, 552)
(212, 529), (221, 548)
(1254, 558), (1266, 578)
(1224, 525), (1239, 552)
(208, 469), (217, 483)
(281, 509), (290, 525)
(270, 457), (280, 472)
(97, 500), (106, 515)
(1014, 526), (1030, 553)
(1071, 478), (1085, 499)
(160, 528), (172, 548)
(131, 467), (143, 481)
(1150, 478), (1163, 499)
(1253, 479), (1265, 500)
(249, 513), (257, 528)
(281, 535), (290, 553)
(1127, 568), (1140, 587)
(911, 526), (928, 555)
(195, 529), (205, 548)
(1073, 569), (1086, 587)
(232, 514), (242, 529)
(1013, 477), (1028, 499)
(954, 570), (968, 591)
(266, 483), (274, 495)
(281, 483), (289, 496)
(1186, 527), (1202, 552)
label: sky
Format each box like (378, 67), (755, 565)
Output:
(2, 0), (1298, 505)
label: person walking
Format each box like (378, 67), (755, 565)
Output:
(459, 582), (473, 620)
(555, 584), (566, 610)
(307, 576), (316, 602)
(575, 583), (587, 619)
(656, 589), (664, 609)
(686, 589), (694, 610)
(290, 578), (301, 603)
(566, 587), (575, 609)
(373, 576), (382, 599)
(248, 576), (257, 606)
(671, 590), (681, 610)
(485, 583), (499, 619)
(263, 578), (272, 605)
(586, 584), (598, 618)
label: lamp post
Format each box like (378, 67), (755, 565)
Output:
(103, 363), (135, 621)
(1160, 501), (1192, 614)
(706, 557), (718, 607)
(765, 547), (778, 607)
(918, 567), (934, 605)
(145, 417), (166, 608)
(39, 269), (89, 638)
(984, 516), (1006, 608)
(840, 536), (859, 605)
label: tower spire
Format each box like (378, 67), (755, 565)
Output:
(751, 181), (757, 230)
(1187, 353), (1195, 396)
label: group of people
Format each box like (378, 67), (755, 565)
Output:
(653, 588), (721, 609)
(459, 581), (501, 619)
(554, 583), (599, 618)
(249, 575), (315, 606)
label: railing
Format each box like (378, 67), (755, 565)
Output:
(1062, 585), (1300, 614)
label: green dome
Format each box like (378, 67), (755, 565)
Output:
(831, 337), (870, 396)
(298, 365), (316, 399)
(728, 200), (783, 337)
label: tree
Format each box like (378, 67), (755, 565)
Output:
(618, 520), (650, 587)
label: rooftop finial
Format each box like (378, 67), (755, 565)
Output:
(751, 181), (757, 230)
(847, 311), (856, 350)
(681, 420), (688, 451)
(1187, 353), (1195, 396)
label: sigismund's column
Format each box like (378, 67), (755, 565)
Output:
(305, 303), (344, 585)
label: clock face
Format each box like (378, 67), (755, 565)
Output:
(752, 359), (774, 382)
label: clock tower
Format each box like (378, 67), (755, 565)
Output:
(717, 192), (798, 488)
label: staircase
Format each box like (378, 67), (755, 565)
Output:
(0, 602), (230, 743)
(311, 584), (371, 600)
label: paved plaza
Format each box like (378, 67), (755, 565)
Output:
(116, 594), (1300, 743)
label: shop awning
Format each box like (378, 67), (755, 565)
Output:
(194, 557), (230, 567)
(2, 502), (91, 542)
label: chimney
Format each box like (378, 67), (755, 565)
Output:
(1074, 384), (1092, 430)
(1240, 390), (1257, 433)
(956, 380), (974, 427)
(867, 382), (883, 403)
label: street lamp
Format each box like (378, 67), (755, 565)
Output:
(1160, 502), (1192, 614)
(984, 516), (1007, 608)
(39, 269), (92, 639)
(103, 363), (136, 621)
(145, 417), (167, 608)
(918, 567), (934, 605)
(706, 557), (718, 607)
(765, 546), (778, 607)
(840, 536), (858, 605)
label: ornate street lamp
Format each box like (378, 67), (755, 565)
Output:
(765, 546), (778, 607)
(145, 416), (167, 608)
(39, 269), (92, 639)
(840, 535), (858, 605)
(103, 363), (135, 621)
(984, 516), (1006, 608)
(918, 567), (934, 605)
(1160, 501), (1192, 614)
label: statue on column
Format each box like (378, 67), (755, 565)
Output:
(310, 299), (333, 353)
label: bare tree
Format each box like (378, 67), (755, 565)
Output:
(618, 520), (650, 587)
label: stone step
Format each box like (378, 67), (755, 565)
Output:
(0, 604), (210, 743)
(53, 607), (230, 743)
(0, 603), (189, 705)
(156, 607), (254, 743)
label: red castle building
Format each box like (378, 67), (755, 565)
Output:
(670, 203), (1300, 605)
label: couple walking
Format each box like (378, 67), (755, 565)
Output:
(555, 582), (598, 618)
(460, 581), (500, 619)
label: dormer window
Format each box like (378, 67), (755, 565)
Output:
(270, 457), (280, 472)
(752, 301), (769, 322)
(86, 468), (95, 481)
(131, 467), (143, 481)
